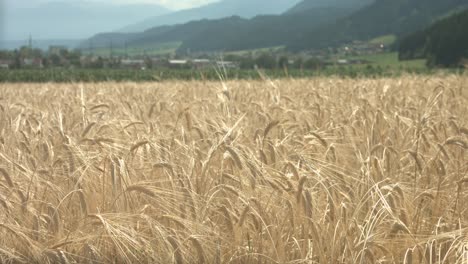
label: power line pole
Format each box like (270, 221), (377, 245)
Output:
(89, 40), (94, 56)
(28, 34), (32, 50)
(109, 39), (114, 59)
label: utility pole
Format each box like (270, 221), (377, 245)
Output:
(109, 40), (113, 59)
(28, 34), (32, 50)
(89, 40), (94, 56)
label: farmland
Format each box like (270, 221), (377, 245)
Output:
(0, 76), (467, 263)
(0, 66), (442, 83)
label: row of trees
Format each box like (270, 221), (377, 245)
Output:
(224, 54), (324, 70)
(0, 47), (82, 68)
(1, 47), (326, 71)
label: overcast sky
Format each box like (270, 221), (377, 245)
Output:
(150, 0), (218, 10)
(4, 0), (220, 10)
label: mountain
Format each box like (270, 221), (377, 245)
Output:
(84, 0), (468, 54)
(399, 9), (468, 67)
(3, 0), (170, 42)
(288, 0), (468, 50)
(85, 0), (367, 52)
(285, 0), (373, 14)
(120, 0), (301, 32)
(165, 0), (374, 52)
(176, 8), (355, 53)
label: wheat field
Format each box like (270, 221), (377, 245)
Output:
(0, 76), (467, 263)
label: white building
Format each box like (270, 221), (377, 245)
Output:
(216, 61), (238, 69)
(0, 60), (12, 69)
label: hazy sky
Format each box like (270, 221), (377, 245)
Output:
(5, 0), (220, 10)
(151, 0), (218, 10)
(1, 0), (223, 41)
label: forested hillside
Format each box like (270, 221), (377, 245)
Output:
(85, 2), (362, 51)
(84, 0), (468, 53)
(288, 0), (468, 50)
(177, 8), (353, 52)
(285, 0), (373, 14)
(399, 9), (468, 67)
(120, 0), (300, 32)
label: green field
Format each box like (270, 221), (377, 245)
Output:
(0, 64), (451, 83)
(356, 52), (426, 68)
(332, 52), (428, 72)
(369, 34), (397, 45)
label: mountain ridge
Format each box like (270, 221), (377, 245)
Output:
(288, 0), (468, 50)
(285, 0), (373, 14)
(119, 0), (301, 32)
(82, 0), (468, 54)
(84, 0), (365, 51)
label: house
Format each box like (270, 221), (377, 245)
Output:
(168, 60), (189, 68)
(80, 56), (98, 67)
(121, 59), (146, 69)
(0, 59), (12, 69)
(22, 58), (43, 68)
(169, 60), (188, 65)
(341, 41), (386, 56)
(337, 59), (349, 65)
(192, 59), (211, 69)
(48, 46), (67, 56)
(216, 61), (239, 69)
(150, 58), (166, 68)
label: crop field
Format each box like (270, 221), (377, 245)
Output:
(0, 67), (436, 83)
(0, 76), (467, 263)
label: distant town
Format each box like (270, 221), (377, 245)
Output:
(0, 39), (390, 71)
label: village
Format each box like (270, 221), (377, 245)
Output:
(0, 40), (389, 71)
(0, 47), (240, 70)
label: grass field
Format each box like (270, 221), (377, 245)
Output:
(0, 77), (467, 263)
(369, 35), (397, 45)
(0, 65), (445, 83)
(348, 52), (427, 70)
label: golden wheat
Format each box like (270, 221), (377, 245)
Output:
(0, 76), (466, 263)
